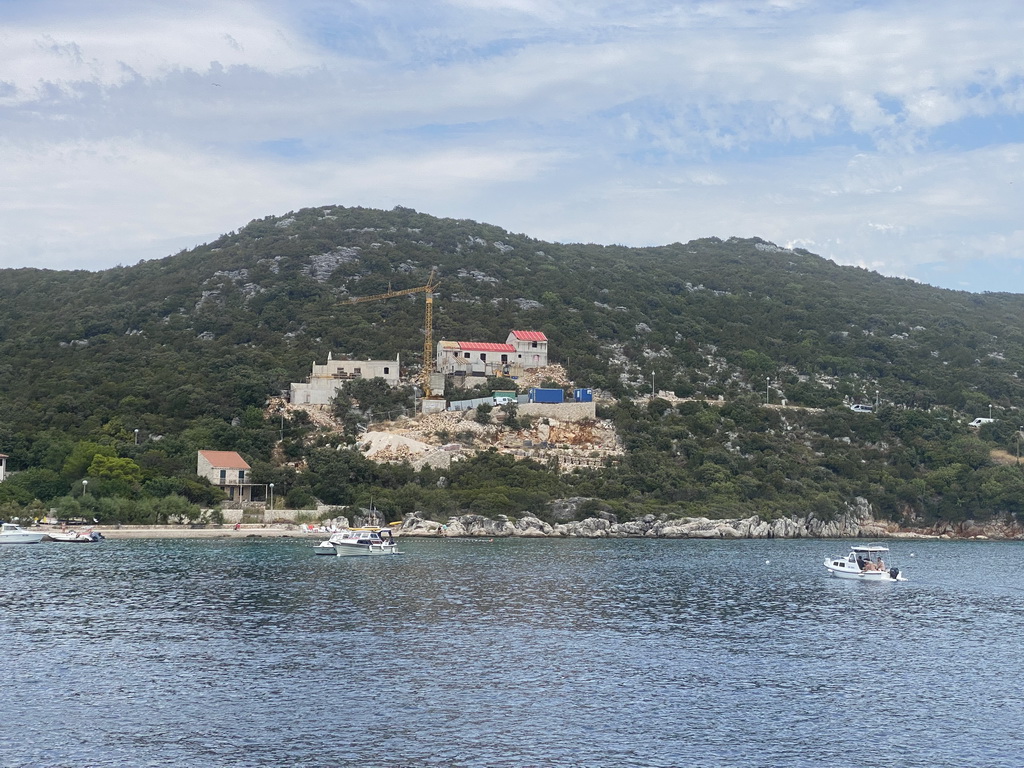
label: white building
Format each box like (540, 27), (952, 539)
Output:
(436, 330), (549, 377)
(0, 453), (7, 483)
(290, 352), (401, 405)
(506, 330), (548, 368)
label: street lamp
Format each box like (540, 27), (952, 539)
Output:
(989, 403), (993, 419)
(766, 376), (770, 405)
(1018, 428), (1022, 466)
(82, 479), (88, 496)
(269, 483), (274, 510)
(134, 428), (139, 444)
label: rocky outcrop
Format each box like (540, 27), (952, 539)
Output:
(396, 498), (1023, 540)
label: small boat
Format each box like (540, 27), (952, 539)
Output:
(824, 544), (905, 581)
(314, 527), (399, 556)
(0, 522), (46, 544)
(44, 528), (104, 543)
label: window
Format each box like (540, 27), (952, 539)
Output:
(480, 353), (487, 362)
(501, 354), (508, 363)
(220, 469), (227, 482)
(531, 341), (538, 348)
(464, 352), (470, 359)
(239, 470), (245, 482)
(383, 367), (389, 375)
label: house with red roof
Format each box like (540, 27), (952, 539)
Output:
(435, 330), (548, 377)
(506, 330), (548, 368)
(197, 450), (255, 504)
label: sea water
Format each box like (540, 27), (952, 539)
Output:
(1, 536), (1022, 767)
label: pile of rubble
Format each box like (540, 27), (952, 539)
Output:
(513, 364), (570, 389)
(356, 431), (435, 462)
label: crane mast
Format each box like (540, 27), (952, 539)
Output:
(346, 269), (440, 399)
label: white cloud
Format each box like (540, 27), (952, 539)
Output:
(1, 0), (1024, 292)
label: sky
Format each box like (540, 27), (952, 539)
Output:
(2, 0), (1023, 293)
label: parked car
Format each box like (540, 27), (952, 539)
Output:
(968, 417), (995, 428)
(849, 404), (874, 413)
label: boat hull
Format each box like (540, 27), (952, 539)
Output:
(44, 531), (102, 543)
(0, 533), (45, 544)
(0, 523), (46, 544)
(824, 560), (904, 581)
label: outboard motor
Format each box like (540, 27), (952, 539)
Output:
(889, 567), (900, 580)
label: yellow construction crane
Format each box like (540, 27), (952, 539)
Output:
(346, 269), (440, 397)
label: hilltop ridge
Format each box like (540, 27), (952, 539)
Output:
(1, 205), (1023, 529)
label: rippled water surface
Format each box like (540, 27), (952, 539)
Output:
(2, 536), (1023, 767)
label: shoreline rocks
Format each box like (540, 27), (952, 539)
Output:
(397, 498), (1024, 540)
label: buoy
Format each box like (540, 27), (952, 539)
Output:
(765, 559), (770, 564)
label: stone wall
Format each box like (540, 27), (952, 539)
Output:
(518, 401), (597, 422)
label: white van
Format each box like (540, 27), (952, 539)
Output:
(849, 404), (874, 413)
(968, 417), (995, 428)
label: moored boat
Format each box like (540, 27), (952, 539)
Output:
(44, 528), (105, 543)
(314, 527), (399, 556)
(824, 544), (905, 581)
(0, 522), (46, 544)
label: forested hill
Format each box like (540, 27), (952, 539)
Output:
(2, 204), (1024, 527)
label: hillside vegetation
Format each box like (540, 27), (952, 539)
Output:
(2, 205), (1024, 528)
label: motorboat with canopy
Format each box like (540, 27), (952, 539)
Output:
(824, 544), (905, 581)
(314, 527), (399, 556)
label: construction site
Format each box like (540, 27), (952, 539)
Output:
(273, 268), (624, 472)
(271, 362), (624, 473)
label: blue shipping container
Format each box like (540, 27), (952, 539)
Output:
(529, 387), (564, 403)
(574, 388), (593, 402)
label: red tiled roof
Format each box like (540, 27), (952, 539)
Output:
(510, 330), (547, 342)
(199, 450), (251, 469)
(458, 342), (516, 352)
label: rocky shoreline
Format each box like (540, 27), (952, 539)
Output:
(50, 497), (1024, 540)
(396, 497), (1024, 540)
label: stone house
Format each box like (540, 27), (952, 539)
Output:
(197, 450), (254, 503)
(436, 330), (549, 377)
(290, 352), (401, 405)
(506, 330), (548, 368)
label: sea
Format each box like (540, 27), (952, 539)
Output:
(1, 535), (1022, 768)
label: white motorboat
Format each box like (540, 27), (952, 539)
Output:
(314, 527), (399, 556)
(45, 528), (104, 543)
(824, 544), (905, 581)
(0, 522), (46, 544)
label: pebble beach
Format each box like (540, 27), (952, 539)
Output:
(45, 524), (316, 540)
